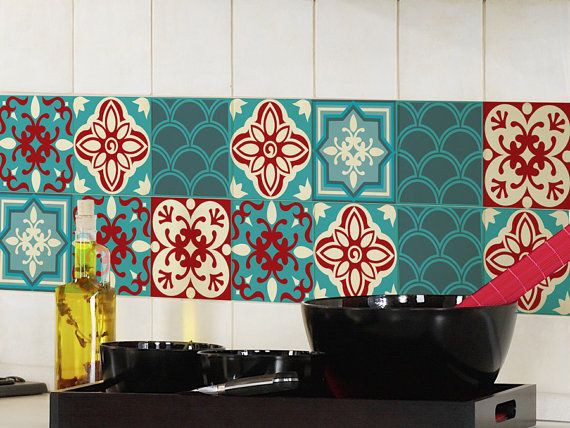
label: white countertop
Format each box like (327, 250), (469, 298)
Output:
(0, 393), (568, 427)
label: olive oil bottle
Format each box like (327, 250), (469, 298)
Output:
(55, 200), (116, 389)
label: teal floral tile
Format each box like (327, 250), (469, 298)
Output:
(152, 98), (230, 197)
(0, 95), (74, 193)
(73, 195), (151, 296)
(230, 99), (312, 202)
(231, 200), (313, 302)
(72, 96), (151, 196)
(0, 194), (71, 290)
(398, 205), (482, 295)
(313, 202), (397, 297)
(483, 208), (570, 315)
(397, 101), (482, 205)
(314, 101), (395, 202)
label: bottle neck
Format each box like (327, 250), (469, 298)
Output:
(74, 229), (97, 279)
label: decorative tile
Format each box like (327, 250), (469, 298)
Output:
(73, 96), (151, 196)
(0, 95), (74, 193)
(313, 202), (397, 298)
(152, 98), (230, 197)
(482, 208), (570, 315)
(230, 99), (312, 201)
(73, 195), (151, 296)
(231, 200), (313, 303)
(398, 206), (482, 295)
(151, 197), (231, 300)
(314, 101), (395, 202)
(397, 101), (483, 205)
(0, 194), (71, 290)
(483, 102), (570, 209)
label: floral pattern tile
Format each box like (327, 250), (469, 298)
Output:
(73, 96), (152, 196)
(314, 101), (395, 202)
(0, 95), (74, 193)
(230, 99), (312, 202)
(483, 102), (570, 209)
(152, 98), (230, 197)
(151, 197), (231, 300)
(231, 200), (313, 302)
(0, 194), (71, 290)
(313, 202), (397, 298)
(482, 208), (570, 314)
(397, 101), (483, 205)
(73, 195), (151, 296)
(398, 206), (483, 295)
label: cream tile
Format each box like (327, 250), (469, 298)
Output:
(497, 314), (570, 394)
(399, 0), (483, 101)
(116, 296), (152, 341)
(74, 0), (151, 95)
(152, 298), (232, 347)
(153, 0), (231, 96)
(233, 0), (313, 98)
(315, 0), (397, 99)
(232, 302), (309, 350)
(0, 290), (54, 368)
(485, 0), (570, 102)
(0, 0), (72, 93)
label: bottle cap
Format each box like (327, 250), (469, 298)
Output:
(76, 200), (96, 232)
(77, 199), (94, 216)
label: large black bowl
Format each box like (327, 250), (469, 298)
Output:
(101, 341), (223, 393)
(199, 349), (330, 397)
(301, 295), (517, 399)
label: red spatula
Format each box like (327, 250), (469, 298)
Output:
(458, 224), (570, 308)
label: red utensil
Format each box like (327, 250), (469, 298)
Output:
(458, 224), (570, 308)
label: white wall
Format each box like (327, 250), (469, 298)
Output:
(0, 0), (569, 420)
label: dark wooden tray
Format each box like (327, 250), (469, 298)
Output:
(50, 383), (536, 428)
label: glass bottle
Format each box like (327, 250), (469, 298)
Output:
(55, 200), (116, 389)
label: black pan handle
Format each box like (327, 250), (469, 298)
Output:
(192, 372), (299, 396)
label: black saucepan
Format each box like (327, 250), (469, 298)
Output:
(198, 350), (330, 397)
(100, 341), (223, 393)
(301, 295), (517, 399)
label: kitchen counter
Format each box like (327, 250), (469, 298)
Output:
(0, 393), (568, 427)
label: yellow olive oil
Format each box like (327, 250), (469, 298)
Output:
(55, 216), (116, 389)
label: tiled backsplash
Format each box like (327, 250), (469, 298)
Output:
(1, 95), (569, 316)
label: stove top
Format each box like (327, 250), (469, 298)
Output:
(50, 383), (536, 428)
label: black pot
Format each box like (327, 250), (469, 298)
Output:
(100, 341), (223, 393)
(301, 295), (517, 399)
(199, 350), (330, 397)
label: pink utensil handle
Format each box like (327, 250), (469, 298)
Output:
(458, 224), (570, 308)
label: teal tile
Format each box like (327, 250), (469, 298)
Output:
(313, 101), (395, 202)
(73, 96), (151, 196)
(230, 99), (312, 201)
(397, 101), (482, 206)
(152, 98), (230, 197)
(483, 207), (570, 314)
(0, 95), (74, 193)
(398, 205), (483, 295)
(314, 202), (397, 297)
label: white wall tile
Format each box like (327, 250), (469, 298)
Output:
(0, 0), (72, 93)
(0, 290), (54, 368)
(232, 302), (310, 350)
(116, 296), (152, 341)
(399, 0), (483, 101)
(497, 314), (570, 394)
(233, 0), (313, 98)
(152, 298), (232, 347)
(315, 0), (397, 99)
(485, 0), (570, 102)
(74, 0), (151, 95)
(153, 0), (231, 97)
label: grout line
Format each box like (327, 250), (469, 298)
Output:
(312, 0), (316, 99)
(396, 0), (400, 100)
(482, 0), (487, 101)
(230, 0), (234, 97)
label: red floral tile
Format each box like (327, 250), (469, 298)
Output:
(151, 197), (231, 300)
(483, 102), (570, 209)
